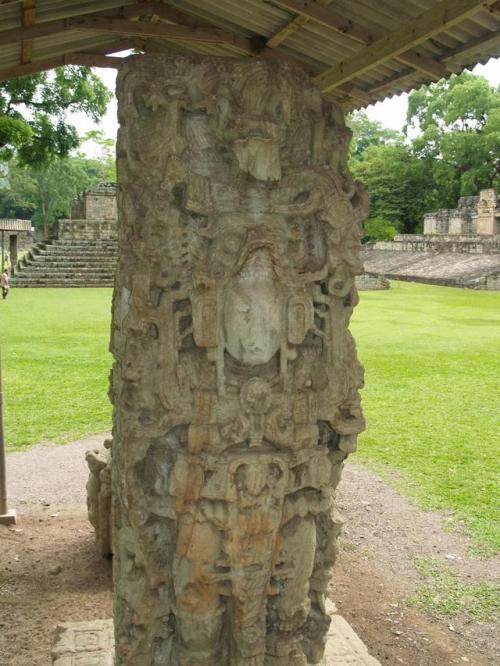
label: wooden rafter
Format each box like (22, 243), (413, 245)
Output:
(363, 22), (500, 98)
(20, 0), (35, 65)
(313, 0), (498, 92)
(0, 53), (122, 81)
(489, 1), (500, 16)
(0, 2), (171, 47)
(266, 0), (335, 49)
(67, 16), (254, 53)
(267, 15), (309, 48)
(0, 0), (497, 109)
(273, 0), (448, 79)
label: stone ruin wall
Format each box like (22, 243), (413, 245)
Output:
(355, 272), (390, 290)
(70, 182), (118, 220)
(110, 55), (368, 666)
(54, 183), (118, 241)
(372, 234), (500, 254)
(423, 188), (500, 236)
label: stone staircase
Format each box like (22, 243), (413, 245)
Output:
(11, 239), (117, 287)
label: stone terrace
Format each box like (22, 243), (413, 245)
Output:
(12, 238), (117, 288)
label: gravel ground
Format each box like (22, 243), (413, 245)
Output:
(6, 432), (111, 507)
(1, 434), (498, 666)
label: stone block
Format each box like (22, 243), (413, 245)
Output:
(323, 601), (381, 665)
(52, 620), (114, 665)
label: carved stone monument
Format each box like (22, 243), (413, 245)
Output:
(111, 55), (367, 666)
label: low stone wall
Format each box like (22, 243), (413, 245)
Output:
(55, 218), (117, 241)
(372, 235), (500, 254)
(70, 183), (117, 221)
(355, 272), (390, 290)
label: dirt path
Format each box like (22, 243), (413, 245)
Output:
(0, 435), (498, 666)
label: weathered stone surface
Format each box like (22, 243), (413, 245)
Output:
(355, 272), (390, 291)
(86, 438), (113, 557)
(322, 603), (381, 666)
(362, 243), (500, 289)
(423, 188), (500, 236)
(111, 55), (367, 665)
(52, 619), (114, 665)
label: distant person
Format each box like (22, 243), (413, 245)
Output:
(1, 268), (9, 300)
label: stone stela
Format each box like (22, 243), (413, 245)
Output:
(108, 54), (367, 666)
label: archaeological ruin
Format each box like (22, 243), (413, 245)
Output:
(11, 183), (118, 288)
(363, 188), (500, 289)
(423, 188), (500, 236)
(105, 54), (367, 666)
(0, 218), (34, 270)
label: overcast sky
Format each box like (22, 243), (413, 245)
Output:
(73, 57), (500, 157)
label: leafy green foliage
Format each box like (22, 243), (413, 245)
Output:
(0, 67), (111, 165)
(348, 111), (401, 158)
(348, 73), (500, 236)
(407, 557), (499, 620)
(82, 129), (116, 181)
(363, 216), (398, 242)
(349, 139), (434, 233)
(407, 72), (500, 207)
(0, 154), (111, 227)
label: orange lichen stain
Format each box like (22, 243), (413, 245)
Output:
(178, 580), (219, 614)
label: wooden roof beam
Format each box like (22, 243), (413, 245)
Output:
(0, 2), (175, 47)
(489, 1), (500, 16)
(0, 52), (124, 81)
(266, 15), (309, 48)
(314, 0), (499, 92)
(20, 0), (36, 64)
(67, 16), (254, 54)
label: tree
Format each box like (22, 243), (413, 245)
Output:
(0, 66), (111, 165)
(82, 129), (116, 181)
(406, 72), (500, 208)
(0, 160), (37, 219)
(0, 154), (107, 228)
(347, 111), (401, 158)
(363, 216), (398, 242)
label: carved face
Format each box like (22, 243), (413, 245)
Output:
(223, 249), (282, 365)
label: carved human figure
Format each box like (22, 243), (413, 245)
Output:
(223, 248), (282, 366)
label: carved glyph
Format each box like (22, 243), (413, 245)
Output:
(111, 55), (368, 666)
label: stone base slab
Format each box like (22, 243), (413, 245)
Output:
(52, 603), (381, 665)
(0, 509), (17, 525)
(322, 609), (381, 665)
(52, 619), (114, 665)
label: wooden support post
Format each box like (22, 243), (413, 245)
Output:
(0, 340), (16, 525)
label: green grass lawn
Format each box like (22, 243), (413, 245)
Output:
(0, 282), (498, 551)
(0, 289), (113, 448)
(350, 281), (500, 553)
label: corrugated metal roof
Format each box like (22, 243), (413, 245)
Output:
(0, 219), (32, 232)
(0, 0), (499, 110)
